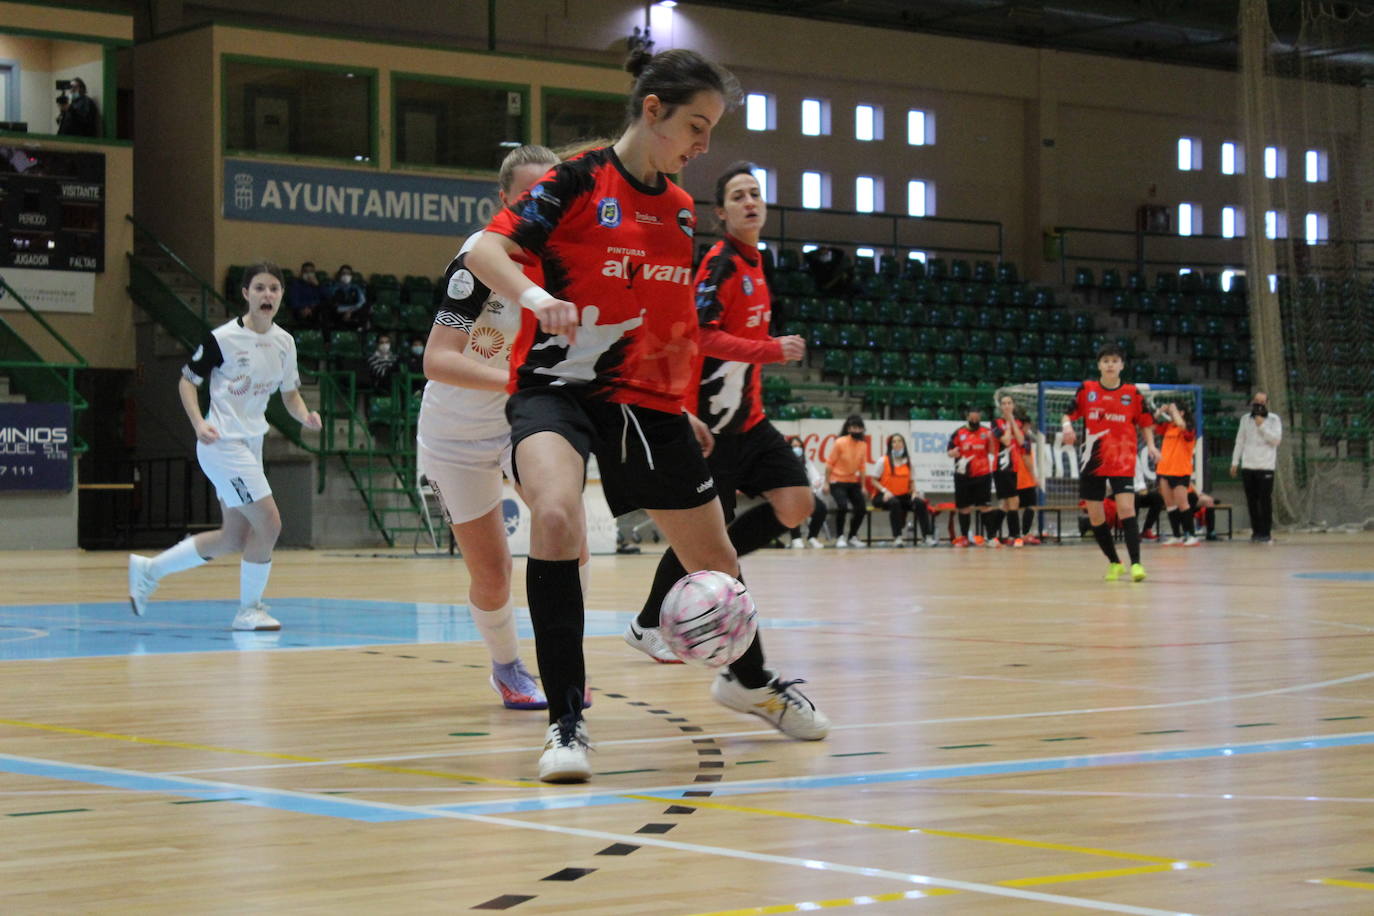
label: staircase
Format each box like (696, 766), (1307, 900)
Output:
(0, 279), (89, 457)
(123, 216), (435, 548)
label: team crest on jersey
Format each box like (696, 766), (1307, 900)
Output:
(742, 276), (754, 296)
(1088, 390), (1099, 402)
(597, 197), (622, 228)
(1121, 394), (1133, 405)
(469, 326), (506, 359)
(530, 184), (560, 207)
(677, 208), (695, 238)
(448, 269), (475, 301)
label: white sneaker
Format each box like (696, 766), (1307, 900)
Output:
(808, 537), (824, 549)
(849, 538), (866, 549)
(924, 536), (938, 547)
(789, 538), (805, 549)
(624, 622), (683, 664)
(539, 714), (592, 783)
(232, 602), (281, 631)
(128, 554), (157, 617)
(712, 669), (829, 740)
(1181, 535), (1200, 547)
(834, 535), (848, 548)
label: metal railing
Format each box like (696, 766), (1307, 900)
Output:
(126, 214), (240, 325)
(0, 275), (89, 455)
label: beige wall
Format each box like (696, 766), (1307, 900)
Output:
(0, 0), (131, 132)
(0, 34), (53, 131)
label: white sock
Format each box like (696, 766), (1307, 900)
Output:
(240, 559), (272, 609)
(578, 561), (590, 598)
(471, 599), (519, 665)
(148, 537), (209, 580)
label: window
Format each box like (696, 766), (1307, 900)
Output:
(856, 247), (877, 259)
(802, 244), (819, 253)
(1177, 137), (1201, 171)
(224, 58), (375, 161)
(1267, 273), (1278, 293)
(1305, 212), (1328, 245)
(392, 76), (526, 171)
(1305, 149), (1328, 183)
(750, 166), (775, 204)
(1178, 203), (1201, 236)
(908, 250), (929, 263)
(907, 109), (933, 145)
(801, 98), (830, 136)
(757, 241), (768, 251)
(745, 92), (774, 131)
(1221, 141), (1243, 175)
(1221, 206), (1244, 239)
(1264, 146), (1285, 179)
(801, 171), (830, 209)
(1265, 209), (1287, 239)
(1220, 269), (1244, 292)
(907, 180), (934, 217)
(855, 104), (883, 141)
(855, 176), (883, 213)
(543, 90), (625, 151)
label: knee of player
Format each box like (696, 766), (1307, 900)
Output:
(531, 500), (582, 543)
(771, 487), (814, 528)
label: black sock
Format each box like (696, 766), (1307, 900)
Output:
(1182, 512), (1196, 537)
(637, 503), (786, 628)
(727, 630), (771, 689)
(983, 509), (1002, 539)
(1021, 507), (1033, 534)
(1006, 509), (1021, 538)
(1167, 509), (1182, 538)
(1205, 508), (1215, 534)
(1092, 523), (1121, 563)
(959, 512), (972, 537)
(1122, 517), (1141, 564)
(526, 558), (584, 724)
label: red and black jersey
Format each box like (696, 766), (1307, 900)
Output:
(692, 235), (783, 435)
(992, 417), (1023, 471)
(948, 423), (997, 477)
(1066, 379), (1154, 477)
(486, 146), (699, 414)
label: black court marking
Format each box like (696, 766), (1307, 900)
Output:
(1138, 730), (1186, 735)
(1042, 736), (1089, 742)
(940, 743), (992, 749)
(1235, 722), (1276, 728)
(628, 701), (650, 706)
(648, 709), (671, 714)
(736, 759), (771, 765)
(472, 894), (536, 910)
(678, 726), (702, 732)
(831, 751), (886, 758)
(595, 768), (658, 776)
(696, 748), (722, 755)
(698, 761), (725, 768)
(664, 805), (696, 815)
(601, 692), (626, 698)
(1355, 866), (1374, 874)
(596, 844), (639, 856)
(1323, 715), (1366, 722)
(683, 790), (714, 797)
(7, 808), (89, 817)
(171, 797), (245, 805)
(542, 868), (596, 881)
(636, 823), (676, 834)
(666, 717), (688, 722)
(695, 774), (723, 782)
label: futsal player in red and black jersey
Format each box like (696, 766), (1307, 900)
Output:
(1060, 344), (1159, 581)
(467, 49), (828, 783)
(628, 162), (814, 656)
(946, 405), (999, 546)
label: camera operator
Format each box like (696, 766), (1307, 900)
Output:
(1230, 390), (1282, 544)
(56, 78), (100, 137)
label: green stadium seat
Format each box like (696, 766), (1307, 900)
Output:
(1204, 316), (1225, 338)
(980, 285), (1008, 307)
(775, 404), (802, 421)
(1065, 333), (1090, 356)
(926, 258), (948, 283)
(932, 353), (959, 381)
(915, 328), (940, 351)
(1072, 312), (1094, 333)
(778, 249), (801, 272)
(1179, 272), (1202, 295)
(1191, 338), (1217, 361)
(925, 306), (950, 327)
(984, 355), (1011, 384)
(1034, 356), (1059, 379)
(1024, 310), (1047, 333)
(1041, 332), (1066, 355)
(908, 406), (934, 420)
(996, 262), (1019, 284)
(950, 259), (972, 282)
(889, 326), (916, 350)
(959, 354), (988, 384)
(966, 330), (991, 353)
(1155, 272), (1179, 294)
(907, 352), (933, 379)
(401, 303), (432, 334)
(1126, 271), (1146, 292)
(990, 331), (1015, 354)
(904, 258), (927, 281)
(998, 308), (1026, 332)
(974, 308), (995, 329)
(853, 255), (877, 277)
(850, 300), (878, 324)
(936, 330), (965, 353)
(838, 323), (865, 348)
(1032, 287), (1057, 308)
(1009, 285), (1031, 308)
(796, 297), (824, 322)
(821, 297), (848, 323)
(822, 349), (850, 376)
(877, 350), (907, 377)
(949, 306), (974, 328)
(878, 298), (904, 324)
(1155, 361), (1180, 384)
(294, 329), (325, 361)
(808, 405), (835, 420)
(850, 350), (877, 377)
(1100, 269), (1122, 292)
(1149, 315), (1170, 338)
(974, 260), (995, 284)
(1073, 266), (1095, 288)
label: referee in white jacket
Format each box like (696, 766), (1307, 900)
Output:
(1230, 390), (1282, 543)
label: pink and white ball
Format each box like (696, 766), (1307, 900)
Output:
(659, 570), (758, 668)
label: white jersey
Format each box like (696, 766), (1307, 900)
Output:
(417, 231), (523, 442)
(183, 318), (300, 440)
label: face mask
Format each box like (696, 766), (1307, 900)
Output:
(377, 342), (390, 354)
(339, 274), (352, 285)
(892, 447), (905, 458)
(850, 431), (864, 440)
(411, 344), (424, 356)
(968, 420), (979, 430)
(792, 446), (803, 458)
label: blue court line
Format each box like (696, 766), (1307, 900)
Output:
(1293, 572), (1374, 582)
(0, 753), (431, 823)
(428, 730), (1374, 816)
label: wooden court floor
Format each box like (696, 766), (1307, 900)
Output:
(2, 534), (1372, 914)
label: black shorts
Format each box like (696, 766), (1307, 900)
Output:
(1160, 474), (1191, 488)
(1017, 485), (1038, 507)
(954, 473), (993, 508)
(708, 420), (810, 520)
(1079, 475), (1135, 501)
(994, 470), (1019, 500)
(507, 388), (717, 517)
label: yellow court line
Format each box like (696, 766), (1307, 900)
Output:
(1310, 878), (1374, 891)
(682, 888), (962, 915)
(0, 717), (541, 789)
(625, 794), (1209, 867)
(999, 864), (1194, 887)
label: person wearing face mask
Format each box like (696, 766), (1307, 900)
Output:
(329, 264), (368, 329)
(466, 48), (829, 782)
(57, 77), (100, 137)
(128, 262), (322, 631)
(367, 332), (398, 389)
(288, 261), (324, 325)
(873, 434), (917, 547)
(783, 435), (828, 548)
(947, 405), (998, 546)
(1229, 390), (1282, 544)
(824, 414), (870, 547)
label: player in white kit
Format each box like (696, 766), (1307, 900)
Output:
(418, 145), (589, 710)
(128, 262), (323, 630)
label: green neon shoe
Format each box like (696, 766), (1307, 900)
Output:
(1131, 563), (1147, 582)
(1104, 562), (1124, 582)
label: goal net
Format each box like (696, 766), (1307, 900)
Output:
(999, 382), (1205, 515)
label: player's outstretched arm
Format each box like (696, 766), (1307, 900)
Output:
(467, 233), (578, 343)
(282, 387), (322, 431)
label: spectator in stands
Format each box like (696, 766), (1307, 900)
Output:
(947, 404), (998, 547)
(328, 264), (368, 328)
(289, 261), (325, 324)
(785, 435), (828, 549)
(873, 433), (914, 547)
(825, 414), (870, 547)
(404, 336), (426, 374)
(1231, 390), (1282, 544)
(367, 333), (398, 389)
(57, 78), (100, 137)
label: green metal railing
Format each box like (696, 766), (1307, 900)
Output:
(126, 215), (240, 325)
(0, 276), (89, 456)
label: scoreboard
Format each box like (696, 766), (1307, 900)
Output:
(0, 146), (105, 272)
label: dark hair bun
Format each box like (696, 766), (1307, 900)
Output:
(625, 47), (653, 79)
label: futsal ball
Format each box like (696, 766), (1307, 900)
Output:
(659, 570), (758, 668)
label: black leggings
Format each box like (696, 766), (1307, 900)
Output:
(910, 496), (934, 538)
(830, 482), (866, 538)
(790, 493), (828, 540)
(879, 492), (913, 537)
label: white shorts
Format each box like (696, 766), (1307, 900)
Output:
(417, 433), (512, 526)
(197, 436), (271, 508)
